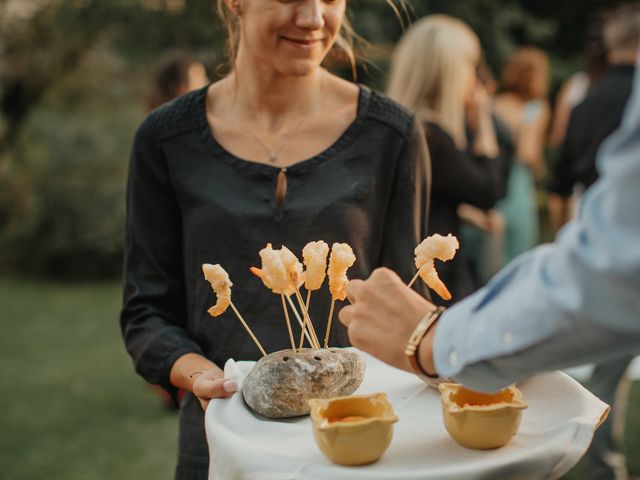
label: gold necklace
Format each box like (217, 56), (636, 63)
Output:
(226, 72), (325, 164)
(227, 110), (305, 164)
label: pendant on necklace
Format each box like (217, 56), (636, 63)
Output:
(269, 152), (278, 163)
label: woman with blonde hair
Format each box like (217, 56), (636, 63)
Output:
(121, 0), (428, 477)
(494, 47), (551, 261)
(388, 15), (504, 303)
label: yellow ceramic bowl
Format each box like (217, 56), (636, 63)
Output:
(309, 393), (398, 466)
(439, 383), (527, 450)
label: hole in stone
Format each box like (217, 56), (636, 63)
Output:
(329, 350), (337, 353)
(282, 356), (289, 361)
(314, 356), (322, 361)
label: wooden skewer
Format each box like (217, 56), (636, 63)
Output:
(324, 298), (336, 349)
(294, 287), (321, 349)
(298, 289), (312, 351)
(229, 301), (267, 356)
(407, 267), (422, 289)
(285, 294), (318, 349)
(281, 294), (296, 351)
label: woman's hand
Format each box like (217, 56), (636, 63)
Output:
(466, 83), (499, 158)
(338, 268), (436, 373)
(191, 370), (238, 411)
(471, 82), (492, 119)
(170, 352), (237, 411)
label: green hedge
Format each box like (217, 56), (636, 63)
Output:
(0, 68), (143, 279)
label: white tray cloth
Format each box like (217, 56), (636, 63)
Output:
(205, 350), (608, 480)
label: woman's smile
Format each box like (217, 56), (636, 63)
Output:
(280, 35), (324, 50)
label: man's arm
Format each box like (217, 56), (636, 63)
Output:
(339, 59), (640, 393)
(433, 61), (640, 392)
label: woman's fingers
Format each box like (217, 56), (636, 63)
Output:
(193, 375), (238, 410)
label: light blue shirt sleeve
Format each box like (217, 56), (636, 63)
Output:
(433, 62), (640, 392)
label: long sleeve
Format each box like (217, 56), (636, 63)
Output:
(120, 115), (203, 395)
(428, 122), (503, 210)
(378, 118), (431, 298)
(433, 64), (640, 392)
(378, 118), (431, 266)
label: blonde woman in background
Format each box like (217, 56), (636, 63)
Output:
(493, 48), (551, 261)
(388, 15), (505, 304)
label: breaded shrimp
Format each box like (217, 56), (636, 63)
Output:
(302, 241), (329, 291)
(280, 245), (304, 286)
(202, 263), (232, 317)
(250, 243), (303, 296)
(414, 234), (459, 300)
(328, 243), (356, 301)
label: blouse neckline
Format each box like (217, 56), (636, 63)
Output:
(198, 83), (371, 176)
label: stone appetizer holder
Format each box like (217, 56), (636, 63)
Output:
(242, 348), (365, 418)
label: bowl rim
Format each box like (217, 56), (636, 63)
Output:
(438, 383), (528, 412)
(309, 392), (398, 430)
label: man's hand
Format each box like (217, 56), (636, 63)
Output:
(339, 268), (437, 373)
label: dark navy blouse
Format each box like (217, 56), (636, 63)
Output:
(120, 84), (430, 477)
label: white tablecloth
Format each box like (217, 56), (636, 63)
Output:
(205, 350), (609, 480)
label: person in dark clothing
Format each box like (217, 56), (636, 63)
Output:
(547, 4), (639, 479)
(120, 1), (427, 479)
(548, 5), (639, 233)
(548, 67), (635, 227)
(387, 15), (504, 304)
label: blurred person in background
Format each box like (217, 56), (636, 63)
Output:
(120, 0), (428, 478)
(548, 3), (639, 233)
(147, 50), (210, 111)
(457, 58), (515, 290)
(387, 15), (505, 305)
(548, 12), (608, 150)
(494, 47), (551, 263)
(547, 4), (640, 478)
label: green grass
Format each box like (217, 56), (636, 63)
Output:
(2, 276), (640, 479)
(0, 277), (177, 480)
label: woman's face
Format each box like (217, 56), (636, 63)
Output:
(235, 0), (346, 76)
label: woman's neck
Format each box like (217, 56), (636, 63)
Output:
(226, 55), (325, 131)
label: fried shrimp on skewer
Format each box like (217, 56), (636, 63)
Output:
(278, 245), (320, 349)
(280, 245), (322, 348)
(410, 233), (460, 300)
(299, 241), (329, 349)
(202, 263), (232, 317)
(328, 243), (356, 301)
(280, 245), (305, 289)
(202, 263), (266, 356)
(302, 241), (329, 291)
(250, 243), (291, 295)
(250, 244), (304, 296)
(325, 243), (356, 347)
(250, 244), (318, 349)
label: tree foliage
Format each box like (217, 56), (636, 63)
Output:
(0, 0), (627, 278)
